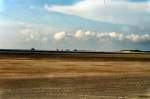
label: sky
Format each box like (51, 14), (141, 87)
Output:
(0, 0), (150, 51)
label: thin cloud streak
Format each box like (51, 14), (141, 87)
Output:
(45, 0), (150, 26)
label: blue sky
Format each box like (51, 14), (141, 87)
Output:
(0, 0), (150, 51)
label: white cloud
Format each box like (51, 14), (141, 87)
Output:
(126, 34), (150, 42)
(44, 0), (105, 20)
(96, 32), (123, 41)
(21, 28), (40, 41)
(53, 30), (150, 42)
(74, 30), (84, 39)
(42, 37), (48, 42)
(44, 0), (150, 26)
(45, 0), (104, 13)
(85, 31), (95, 36)
(54, 31), (66, 41)
(126, 34), (140, 42)
(109, 32), (122, 39)
(74, 30), (96, 40)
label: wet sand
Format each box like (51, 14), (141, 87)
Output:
(0, 53), (149, 99)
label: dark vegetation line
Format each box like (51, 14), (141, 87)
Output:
(0, 49), (150, 54)
(0, 49), (150, 62)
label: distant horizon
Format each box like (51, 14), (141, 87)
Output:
(0, 48), (150, 52)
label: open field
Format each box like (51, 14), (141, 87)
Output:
(0, 52), (149, 99)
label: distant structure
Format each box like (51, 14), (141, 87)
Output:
(65, 49), (70, 52)
(56, 49), (59, 51)
(31, 48), (35, 51)
(73, 49), (78, 52)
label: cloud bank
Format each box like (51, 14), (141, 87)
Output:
(52, 30), (150, 43)
(18, 26), (150, 43)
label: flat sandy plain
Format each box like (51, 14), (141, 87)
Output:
(0, 52), (150, 99)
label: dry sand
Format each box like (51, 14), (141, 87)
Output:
(0, 53), (149, 99)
